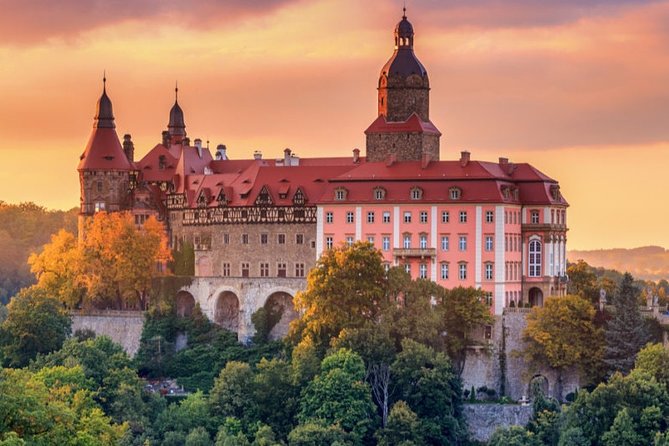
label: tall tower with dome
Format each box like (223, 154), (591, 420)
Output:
(365, 10), (441, 162)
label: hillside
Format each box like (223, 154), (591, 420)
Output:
(0, 201), (78, 302)
(568, 246), (669, 281)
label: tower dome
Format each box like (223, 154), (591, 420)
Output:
(168, 86), (186, 138)
(94, 77), (115, 129)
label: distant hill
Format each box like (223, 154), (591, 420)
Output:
(0, 202), (78, 303)
(568, 246), (669, 282)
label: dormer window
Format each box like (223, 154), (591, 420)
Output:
(197, 192), (207, 207)
(550, 185), (561, 201)
(374, 187), (386, 201)
(410, 187), (423, 200)
(159, 155), (166, 170)
(293, 188), (306, 206)
(449, 187), (462, 200)
(501, 186), (511, 200)
(335, 187), (348, 201)
(255, 186), (273, 206)
(216, 190), (227, 206)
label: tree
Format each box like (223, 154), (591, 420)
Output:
(186, 426), (214, 446)
(390, 339), (467, 445)
(601, 408), (644, 446)
(635, 343), (669, 391)
(209, 361), (258, 429)
(437, 286), (494, 375)
(291, 242), (387, 351)
(567, 260), (600, 303)
(522, 294), (604, 397)
(488, 426), (541, 446)
(253, 358), (299, 439)
(1, 287), (71, 367)
(287, 422), (353, 446)
(376, 401), (425, 446)
(604, 273), (650, 376)
(297, 349), (377, 444)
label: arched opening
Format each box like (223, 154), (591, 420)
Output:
(215, 291), (240, 332)
(529, 287), (544, 307)
(265, 292), (298, 340)
(529, 375), (549, 400)
(175, 291), (195, 318)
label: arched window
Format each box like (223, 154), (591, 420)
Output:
(529, 239), (542, 277)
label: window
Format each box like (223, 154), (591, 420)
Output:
(241, 263), (250, 278)
(335, 188), (347, 201)
(96, 181), (103, 193)
(242, 234), (249, 244)
(260, 233), (268, 244)
(404, 263), (411, 274)
(346, 236), (354, 246)
(296, 234), (304, 244)
(410, 187), (423, 200)
(441, 235), (450, 251)
(326, 236), (334, 250)
(419, 263), (428, 279)
(222, 263), (231, 277)
(295, 263), (305, 277)
(367, 236), (375, 245)
(94, 202), (106, 212)
(459, 235), (467, 251)
(404, 212), (412, 223)
(403, 234), (411, 249)
(459, 211), (467, 223)
(374, 188), (386, 200)
(440, 263), (449, 280)
(485, 210), (494, 223)
(383, 211), (391, 223)
(277, 234), (286, 244)
(485, 235), (494, 251)
(326, 212), (333, 223)
(382, 236), (390, 251)
(223, 233), (230, 244)
(459, 263), (467, 280)
(420, 211), (428, 223)
(529, 240), (542, 277)
(367, 211), (375, 223)
(346, 211), (354, 223)
(485, 263), (494, 280)
(383, 263), (391, 272)
(449, 187), (461, 200)
(260, 263), (270, 277)
(419, 234), (428, 249)
(531, 210), (540, 224)
(442, 211), (450, 223)
(277, 263), (287, 277)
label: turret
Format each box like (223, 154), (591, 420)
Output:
(167, 85), (186, 144)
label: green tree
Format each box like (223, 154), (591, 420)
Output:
(1, 287), (71, 367)
(291, 242), (387, 351)
(297, 349), (377, 444)
(557, 427), (589, 446)
(287, 423), (353, 446)
(186, 426), (214, 446)
(154, 391), (213, 441)
(253, 358), (299, 440)
(488, 426), (541, 446)
(601, 408), (644, 446)
(604, 273), (650, 376)
(210, 361), (258, 428)
(252, 425), (282, 446)
(567, 260), (600, 303)
(522, 294), (604, 397)
(390, 339), (467, 445)
(376, 400), (425, 446)
(635, 343), (669, 391)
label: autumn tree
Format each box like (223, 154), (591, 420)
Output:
(1, 287), (71, 367)
(523, 294), (604, 398)
(291, 242), (387, 352)
(567, 260), (600, 303)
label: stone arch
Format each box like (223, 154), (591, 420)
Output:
(263, 290), (298, 340)
(529, 287), (544, 307)
(215, 291), (240, 332)
(529, 374), (549, 400)
(175, 291), (195, 318)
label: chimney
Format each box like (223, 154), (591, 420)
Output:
(123, 134), (134, 163)
(194, 138), (202, 150)
(162, 131), (170, 147)
(254, 150), (262, 160)
(284, 148), (291, 165)
(499, 157), (509, 166)
(215, 144), (227, 161)
(459, 151), (470, 167)
(353, 148), (360, 164)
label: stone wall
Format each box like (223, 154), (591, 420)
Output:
(366, 131), (440, 162)
(70, 310), (145, 356)
(463, 403), (534, 442)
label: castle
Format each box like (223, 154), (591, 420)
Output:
(77, 12), (569, 343)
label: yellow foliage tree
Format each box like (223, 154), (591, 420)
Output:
(522, 294), (604, 398)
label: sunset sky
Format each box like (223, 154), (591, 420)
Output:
(0, 0), (667, 250)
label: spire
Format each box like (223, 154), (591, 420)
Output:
(94, 74), (115, 129)
(168, 82), (186, 138)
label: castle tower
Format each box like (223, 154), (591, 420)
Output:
(365, 10), (441, 162)
(77, 77), (133, 236)
(167, 85), (186, 145)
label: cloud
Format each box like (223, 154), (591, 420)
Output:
(0, 0), (299, 44)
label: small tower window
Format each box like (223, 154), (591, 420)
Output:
(449, 187), (462, 200)
(410, 187), (423, 200)
(374, 187), (386, 200)
(96, 181), (103, 193)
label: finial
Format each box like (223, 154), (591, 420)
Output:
(402, 1), (406, 18)
(103, 70), (107, 92)
(175, 81), (179, 102)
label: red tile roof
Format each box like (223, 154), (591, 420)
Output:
(78, 127), (133, 171)
(365, 113), (441, 136)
